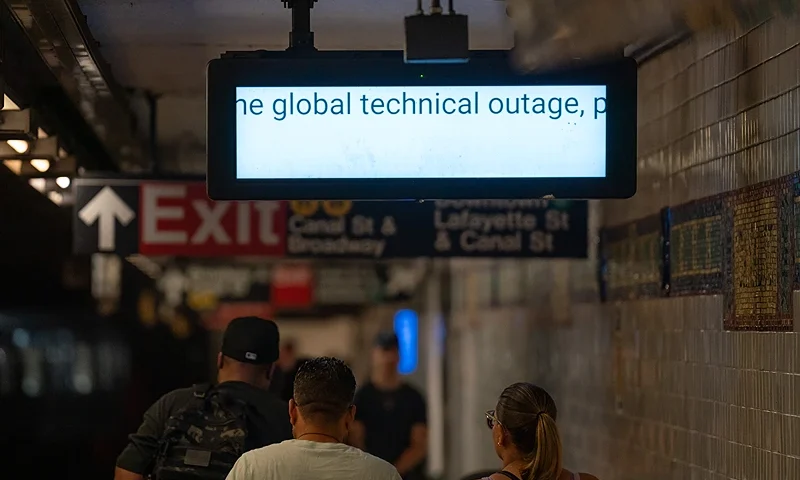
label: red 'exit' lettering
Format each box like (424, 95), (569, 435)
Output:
(138, 182), (286, 256)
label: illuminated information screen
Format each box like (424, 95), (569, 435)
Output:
(235, 85), (607, 180)
(207, 52), (636, 200)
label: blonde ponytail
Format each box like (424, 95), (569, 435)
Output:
(521, 412), (562, 480)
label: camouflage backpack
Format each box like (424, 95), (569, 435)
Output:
(152, 384), (254, 480)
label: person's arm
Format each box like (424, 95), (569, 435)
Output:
(115, 393), (174, 480)
(113, 467), (144, 480)
(393, 424), (428, 476)
(348, 388), (367, 449)
(393, 390), (428, 476)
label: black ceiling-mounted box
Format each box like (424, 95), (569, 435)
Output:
(404, 14), (469, 64)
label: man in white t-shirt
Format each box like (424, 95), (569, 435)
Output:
(226, 356), (401, 480)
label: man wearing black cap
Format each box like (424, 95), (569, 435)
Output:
(114, 317), (292, 480)
(350, 332), (428, 480)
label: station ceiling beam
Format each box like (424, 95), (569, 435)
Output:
(2, 0), (151, 171)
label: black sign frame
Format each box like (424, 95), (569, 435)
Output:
(206, 50), (637, 201)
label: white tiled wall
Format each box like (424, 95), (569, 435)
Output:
(443, 17), (800, 480)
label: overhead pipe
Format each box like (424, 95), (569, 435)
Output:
(4, 0), (151, 171)
(504, 0), (798, 71)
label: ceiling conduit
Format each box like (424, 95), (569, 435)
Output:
(505, 0), (799, 70)
(4, 0), (150, 171)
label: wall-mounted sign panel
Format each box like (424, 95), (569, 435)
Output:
(206, 51), (637, 201)
(73, 178), (588, 259)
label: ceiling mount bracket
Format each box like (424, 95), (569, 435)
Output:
(281, 0), (319, 52)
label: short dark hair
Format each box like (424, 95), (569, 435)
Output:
(293, 357), (356, 424)
(374, 331), (399, 350)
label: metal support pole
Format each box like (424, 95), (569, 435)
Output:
(282, 0), (318, 51)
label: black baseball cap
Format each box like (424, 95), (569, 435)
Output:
(221, 316), (280, 364)
(374, 331), (399, 350)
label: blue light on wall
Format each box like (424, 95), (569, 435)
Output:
(394, 309), (419, 375)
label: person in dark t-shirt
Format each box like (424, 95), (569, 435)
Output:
(114, 317), (292, 480)
(351, 332), (428, 480)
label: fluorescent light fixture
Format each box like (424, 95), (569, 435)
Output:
(30, 159), (50, 172)
(28, 178), (46, 192)
(126, 254), (162, 279)
(6, 139), (29, 154)
(2, 95), (19, 111)
(48, 191), (63, 205)
(3, 160), (22, 175)
(56, 176), (71, 188)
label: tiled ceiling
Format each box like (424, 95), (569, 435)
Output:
(79, 0), (513, 171)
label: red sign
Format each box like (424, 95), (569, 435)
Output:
(271, 264), (314, 309)
(138, 182), (286, 256)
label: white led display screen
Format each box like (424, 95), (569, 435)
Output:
(235, 85), (607, 180)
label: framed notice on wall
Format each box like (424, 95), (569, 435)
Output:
(206, 51), (637, 201)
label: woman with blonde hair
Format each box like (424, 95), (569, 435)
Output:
(482, 383), (599, 480)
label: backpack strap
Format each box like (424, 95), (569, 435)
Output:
(192, 383), (214, 399)
(157, 384), (215, 453)
(182, 383), (213, 416)
(216, 393), (259, 451)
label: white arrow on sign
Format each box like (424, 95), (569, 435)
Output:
(78, 186), (136, 251)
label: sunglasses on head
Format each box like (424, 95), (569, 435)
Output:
(485, 410), (500, 429)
